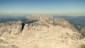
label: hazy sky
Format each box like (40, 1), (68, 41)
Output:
(0, 0), (85, 16)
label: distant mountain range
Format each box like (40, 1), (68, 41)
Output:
(53, 16), (85, 27)
(0, 16), (26, 23)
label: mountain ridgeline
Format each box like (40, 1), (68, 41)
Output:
(0, 15), (85, 48)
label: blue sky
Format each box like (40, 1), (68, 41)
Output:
(0, 0), (85, 16)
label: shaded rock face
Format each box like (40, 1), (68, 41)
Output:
(80, 27), (85, 37)
(21, 23), (25, 31)
(0, 16), (84, 48)
(0, 45), (18, 48)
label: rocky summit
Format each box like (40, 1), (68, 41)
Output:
(0, 16), (85, 48)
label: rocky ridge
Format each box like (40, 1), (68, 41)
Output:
(80, 27), (85, 37)
(26, 16), (78, 32)
(0, 16), (85, 48)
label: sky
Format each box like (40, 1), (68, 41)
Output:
(0, 0), (85, 16)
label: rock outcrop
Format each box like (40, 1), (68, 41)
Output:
(26, 16), (78, 32)
(80, 27), (85, 37)
(0, 16), (84, 48)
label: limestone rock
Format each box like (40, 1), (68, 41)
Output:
(26, 16), (78, 32)
(80, 27), (85, 37)
(0, 16), (84, 48)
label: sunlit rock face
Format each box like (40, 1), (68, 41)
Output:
(0, 16), (84, 48)
(0, 21), (23, 48)
(0, 21), (22, 35)
(26, 16), (78, 32)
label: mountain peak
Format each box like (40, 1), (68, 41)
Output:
(0, 16), (84, 48)
(26, 16), (78, 32)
